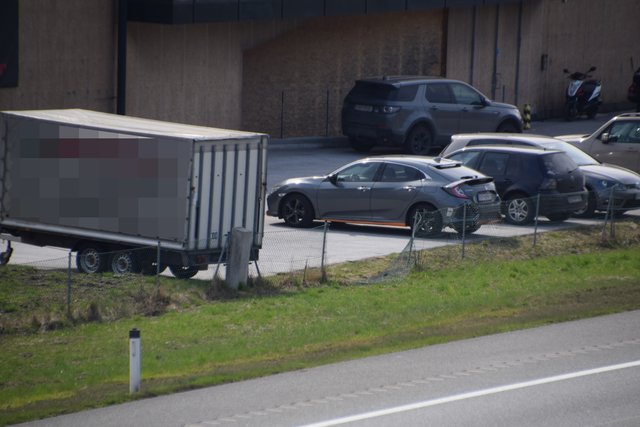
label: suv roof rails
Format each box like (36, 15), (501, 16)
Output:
(617, 112), (640, 118)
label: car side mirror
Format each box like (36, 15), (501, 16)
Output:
(328, 174), (339, 185)
(601, 133), (609, 143)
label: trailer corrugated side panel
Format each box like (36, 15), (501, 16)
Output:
(187, 136), (266, 251)
(1, 110), (266, 253)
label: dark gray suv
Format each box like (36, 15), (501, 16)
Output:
(341, 76), (523, 155)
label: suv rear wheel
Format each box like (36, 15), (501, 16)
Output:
(404, 125), (433, 155)
(497, 121), (520, 133)
(349, 137), (374, 153)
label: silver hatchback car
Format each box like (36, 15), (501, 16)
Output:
(266, 156), (501, 237)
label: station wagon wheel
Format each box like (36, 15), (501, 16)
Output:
(546, 213), (571, 222)
(281, 194), (314, 228)
(573, 190), (596, 218)
(497, 121), (519, 133)
(404, 125), (433, 155)
(409, 204), (443, 237)
(503, 194), (534, 225)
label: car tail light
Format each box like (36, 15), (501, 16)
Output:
(443, 184), (470, 199)
(374, 105), (400, 114)
(539, 178), (558, 190)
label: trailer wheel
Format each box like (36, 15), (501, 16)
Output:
(110, 251), (140, 275)
(76, 245), (107, 274)
(169, 265), (199, 279)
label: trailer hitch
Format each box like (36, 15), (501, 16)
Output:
(0, 240), (13, 266)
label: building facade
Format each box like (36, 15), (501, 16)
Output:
(1, 0), (638, 138)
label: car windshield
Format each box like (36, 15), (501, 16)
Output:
(541, 140), (599, 166)
(542, 152), (579, 174)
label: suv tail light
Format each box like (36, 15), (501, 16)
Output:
(374, 105), (400, 114)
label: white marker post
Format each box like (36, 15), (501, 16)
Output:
(129, 328), (141, 393)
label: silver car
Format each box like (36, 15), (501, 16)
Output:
(266, 156), (501, 237)
(557, 112), (640, 173)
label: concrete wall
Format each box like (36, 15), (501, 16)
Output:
(126, 20), (296, 129)
(0, 0), (116, 112)
(446, 0), (640, 119)
(2, 0), (638, 135)
(242, 10), (445, 137)
(537, 0), (640, 117)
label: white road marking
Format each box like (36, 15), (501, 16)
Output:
(301, 360), (640, 427)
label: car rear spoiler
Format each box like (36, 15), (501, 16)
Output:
(446, 177), (494, 189)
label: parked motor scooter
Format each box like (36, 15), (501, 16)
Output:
(563, 66), (602, 120)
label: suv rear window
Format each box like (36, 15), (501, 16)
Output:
(347, 82), (418, 102)
(541, 152), (578, 174)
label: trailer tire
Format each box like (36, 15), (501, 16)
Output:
(76, 245), (107, 274)
(110, 251), (140, 275)
(169, 265), (199, 279)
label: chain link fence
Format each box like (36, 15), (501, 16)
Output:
(1, 188), (634, 290)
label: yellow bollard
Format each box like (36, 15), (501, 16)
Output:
(522, 104), (532, 130)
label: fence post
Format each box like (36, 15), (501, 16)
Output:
(280, 90), (285, 139)
(321, 221), (328, 282)
(156, 240), (161, 287)
(325, 89), (330, 137)
(461, 204), (467, 260)
(533, 193), (541, 246)
(609, 186), (616, 239)
(67, 250), (72, 317)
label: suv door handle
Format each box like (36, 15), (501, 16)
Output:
(357, 186), (371, 192)
(403, 186), (416, 191)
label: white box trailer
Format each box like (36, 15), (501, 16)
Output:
(0, 109), (267, 278)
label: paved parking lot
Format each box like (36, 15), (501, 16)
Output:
(4, 111), (637, 279)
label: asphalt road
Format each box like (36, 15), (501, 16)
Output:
(17, 310), (640, 427)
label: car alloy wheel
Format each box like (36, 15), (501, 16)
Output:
(282, 194), (314, 228)
(504, 195), (534, 225)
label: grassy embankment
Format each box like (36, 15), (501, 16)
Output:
(1, 220), (640, 425)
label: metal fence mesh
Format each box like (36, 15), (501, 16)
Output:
(0, 189), (633, 287)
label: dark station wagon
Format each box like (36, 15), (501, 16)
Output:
(443, 146), (588, 225)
